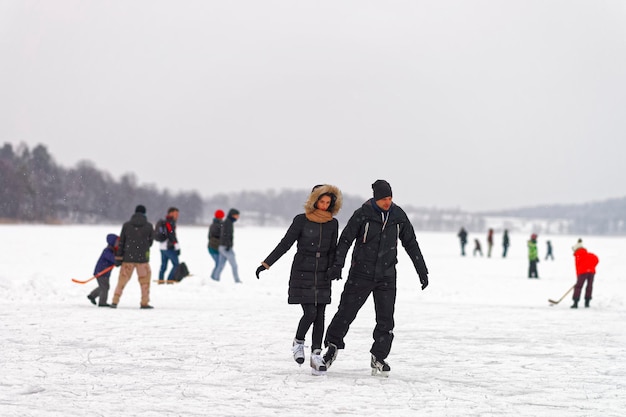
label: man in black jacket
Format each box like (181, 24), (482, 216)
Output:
(322, 180), (429, 376)
(112, 205), (155, 309)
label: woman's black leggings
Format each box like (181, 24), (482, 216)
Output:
(295, 303), (326, 351)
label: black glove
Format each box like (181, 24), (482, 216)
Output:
(225, 246), (232, 252)
(326, 265), (342, 281)
(175, 249), (181, 256)
(419, 274), (429, 290)
(256, 265), (266, 279)
(115, 258), (122, 267)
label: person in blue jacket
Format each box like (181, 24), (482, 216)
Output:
(87, 233), (119, 307)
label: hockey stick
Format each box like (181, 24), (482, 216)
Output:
(548, 285), (575, 305)
(71, 265), (115, 284)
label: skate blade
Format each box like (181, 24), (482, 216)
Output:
(311, 369), (327, 376)
(371, 368), (390, 378)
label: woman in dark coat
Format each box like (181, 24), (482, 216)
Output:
(255, 184), (342, 376)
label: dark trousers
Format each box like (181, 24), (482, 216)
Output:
(296, 304), (326, 351)
(573, 273), (595, 300)
(159, 249), (180, 281)
(528, 260), (539, 278)
(325, 277), (397, 361)
(89, 275), (111, 306)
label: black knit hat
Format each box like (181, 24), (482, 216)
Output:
(135, 204), (147, 214)
(372, 180), (392, 201)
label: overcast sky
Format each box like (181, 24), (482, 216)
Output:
(1, 1), (625, 211)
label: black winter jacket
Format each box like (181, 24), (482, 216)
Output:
(118, 213), (154, 263)
(335, 199), (428, 281)
(264, 214), (338, 305)
(219, 217), (235, 248)
(207, 219), (222, 250)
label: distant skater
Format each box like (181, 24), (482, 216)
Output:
(473, 238), (483, 257)
(487, 229), (494, 257)
(528, 233), (539, 278)
(502, 229), (510, 258)
(571, 239), (599, 308)
(545, 240), (554, 260)
(458, 227), (468, 256)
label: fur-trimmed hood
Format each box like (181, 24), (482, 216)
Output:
(304, 184), (343, 216)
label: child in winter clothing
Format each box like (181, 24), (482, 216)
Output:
(87, 233), (119, 307)
(571, 240), (599, 308)
(255, 185), (342, 376)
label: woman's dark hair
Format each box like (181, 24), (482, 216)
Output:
(315, 192), (337, 211)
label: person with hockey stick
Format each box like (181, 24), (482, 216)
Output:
(87, 233), (119, 307)
(256, 185), (342, 376)
(322, 180), (429, 377)
(112, 205), (155, 309)
(571, 239), (599, 308)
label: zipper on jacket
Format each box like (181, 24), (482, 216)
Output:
(381, 211), (389, 231)
(314, 223), (323, 306)
(363, 222), (369, 243)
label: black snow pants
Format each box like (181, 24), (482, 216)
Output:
(324, 276), (397, 361)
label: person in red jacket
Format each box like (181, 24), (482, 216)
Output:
(571, 239), (599, 308)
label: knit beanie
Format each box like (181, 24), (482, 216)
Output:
(228, 208), (240, 217)
(135, 205), (147, 214)
(372, 180), (392, 201)
(214, 209), (225, 220)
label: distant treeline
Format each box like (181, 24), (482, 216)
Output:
(2, 142), (625, 235)
(485, 200), (626, 235)
(0, 143), (204, 224)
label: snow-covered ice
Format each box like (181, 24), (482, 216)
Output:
(1, 225), (625, 416)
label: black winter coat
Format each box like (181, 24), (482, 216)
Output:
(118, 213), (154, 263)
(207, 219), (222, 250)
(219, 217), (235, 248)
(335, 199), (428, 281)
(264, 214), (339, 305)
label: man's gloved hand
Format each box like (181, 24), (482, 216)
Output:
(175, 249), (181, 256)
(419, 273), (429, 290)
(256, 265), (266, 279)
(326, 265), (342, 281)
(115, 257), (123, 267)
(225, 246), (232, 252)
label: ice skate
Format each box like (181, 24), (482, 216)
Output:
(292, 339), (305, 365)
(310, 349), (327, 376)
(370, 354), (390, 377)
(322, 343), (338, 369)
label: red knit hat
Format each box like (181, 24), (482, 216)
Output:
(214, 209), (225, 220)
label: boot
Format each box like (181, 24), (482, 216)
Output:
(310, 349), (326, 376)
(584, 299), (590, 308)
(292, 339), (305, 365)
(570, 299), (578, 309)
(370, 354), (391, 377)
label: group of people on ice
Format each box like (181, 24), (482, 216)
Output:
(87, 205), (241, 309)
(457, 227), (599, 308)
(86, 178), (597, 379)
